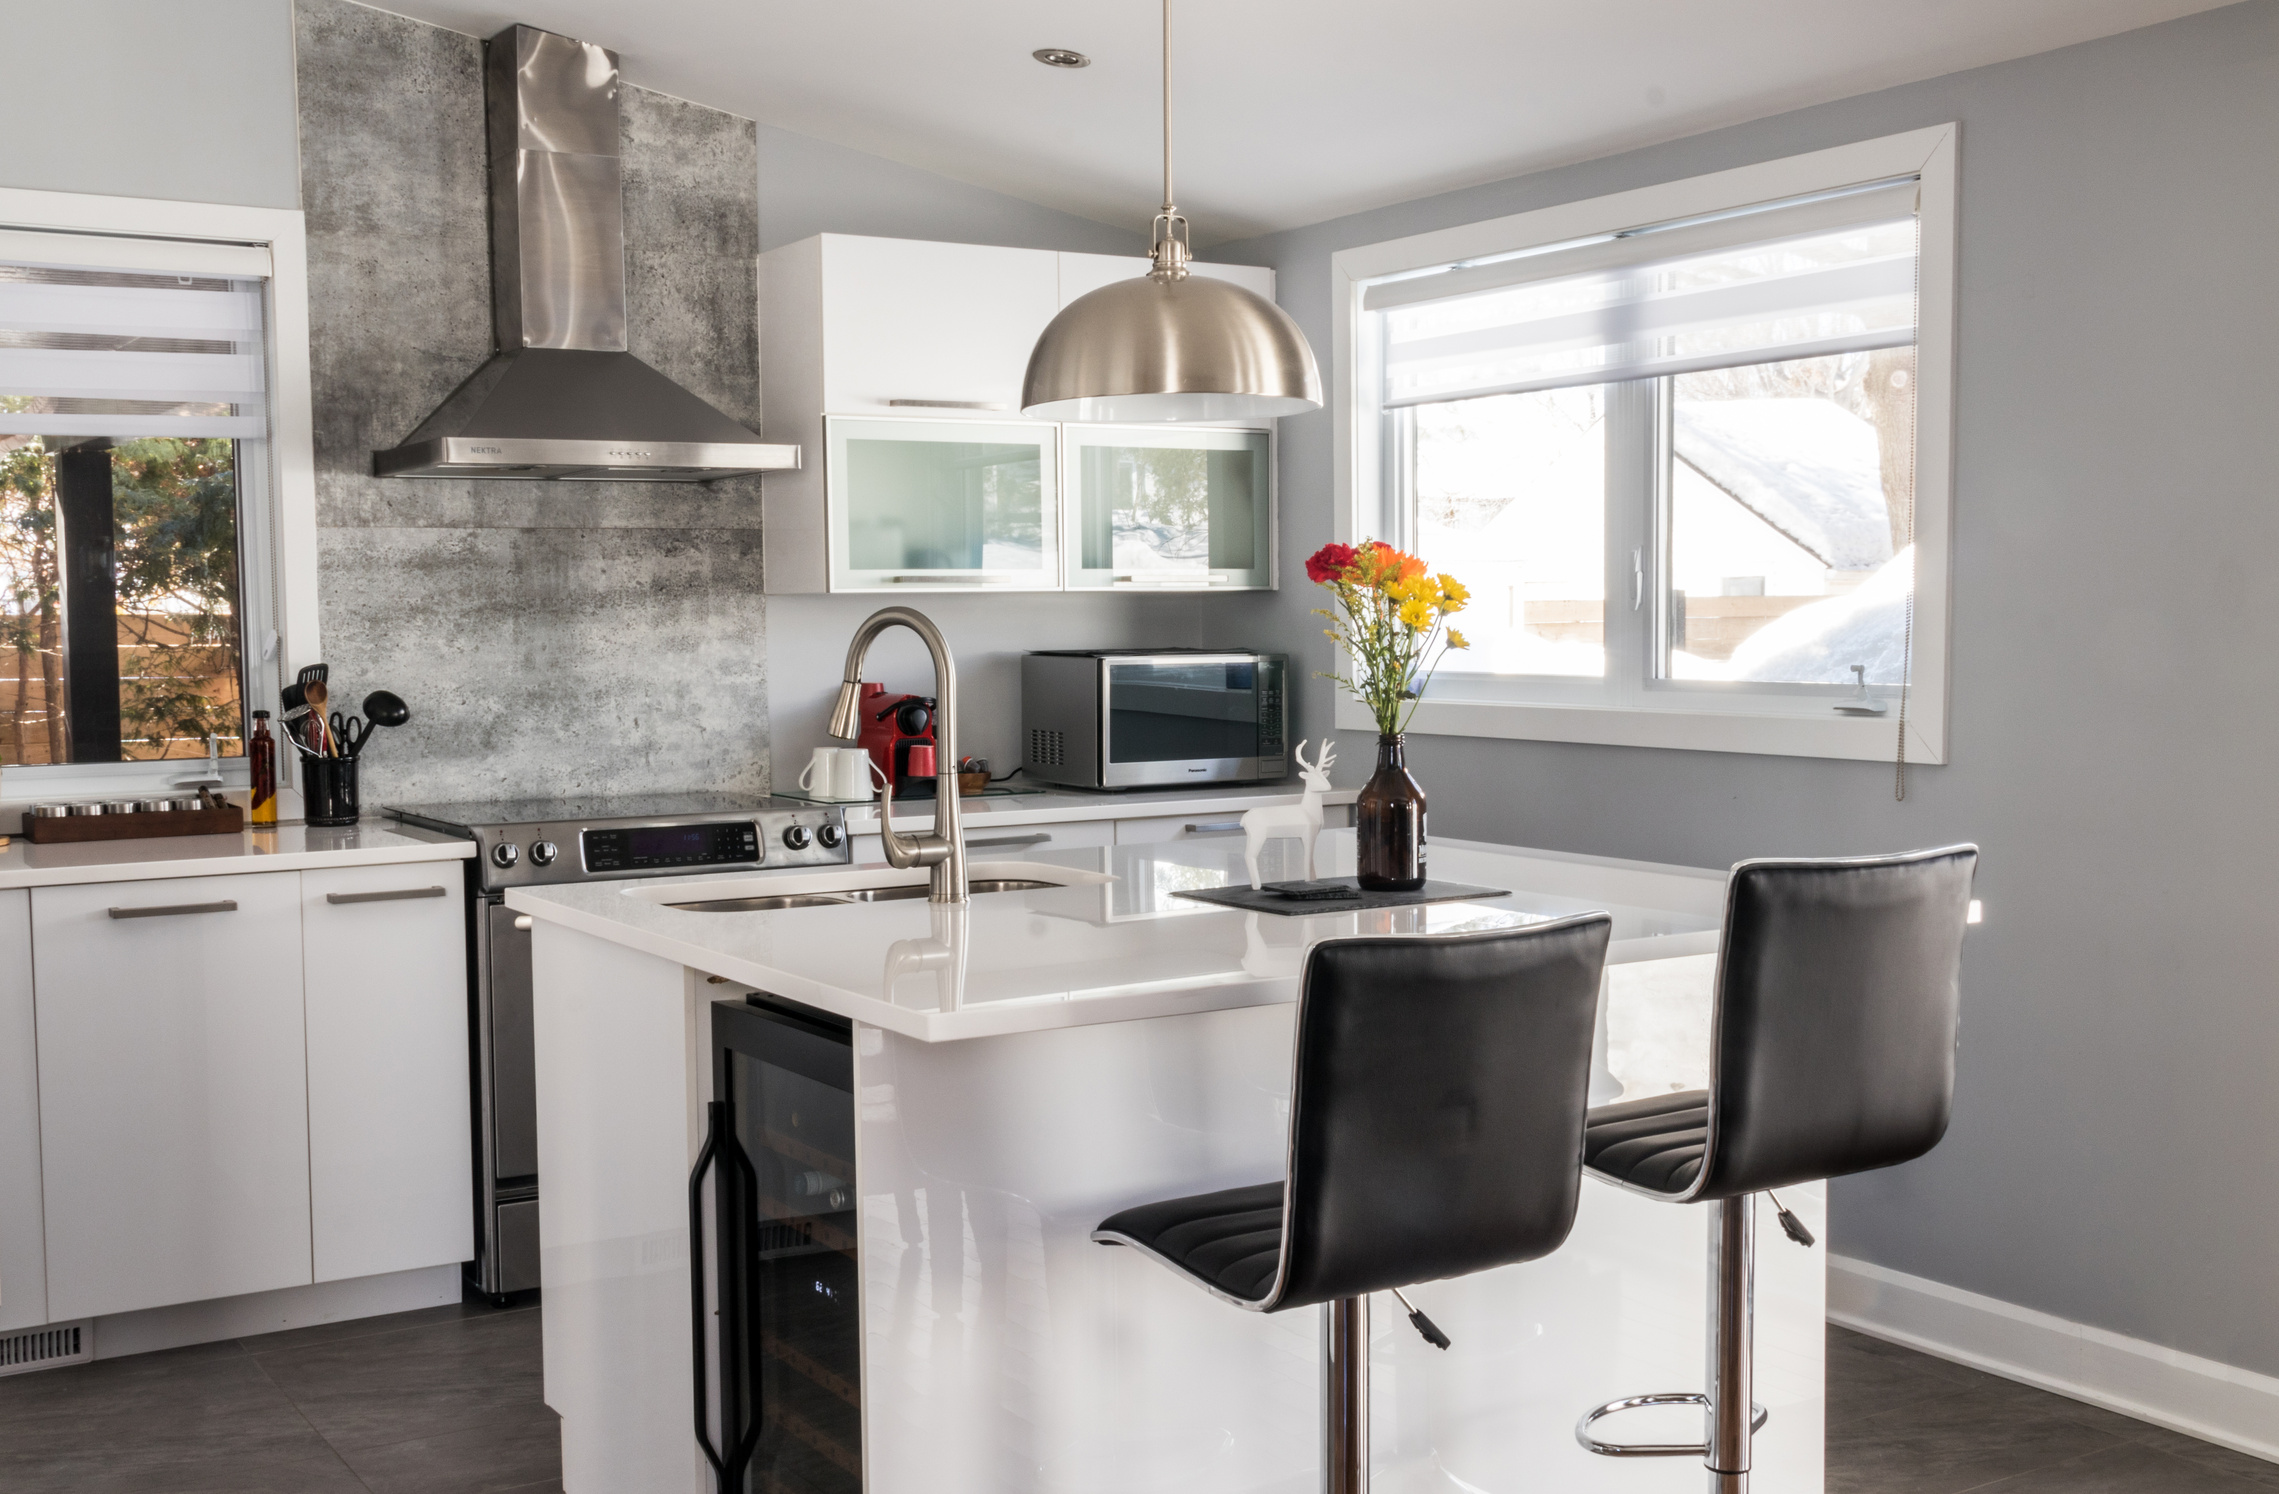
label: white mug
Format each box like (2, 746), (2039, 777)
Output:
(831, 747), (889, 801)
(797, 746), (839, 797)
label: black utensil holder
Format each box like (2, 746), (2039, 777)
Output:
(302, 754), (360, 826)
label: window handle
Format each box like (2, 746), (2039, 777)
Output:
(1631, 547), (1644, 611)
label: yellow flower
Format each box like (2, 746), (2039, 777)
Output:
(1446, 628), (1469, 650)
(1437, 574), (1470, 612)
(1397, 597), (1433, 630)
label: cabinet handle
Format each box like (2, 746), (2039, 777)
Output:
(968, 833), (1049, 850)
(886, 575), (1012, 585)
(1183, 821), (1245, 836)
(887, 399), (1009, 411)
(108, 899), (238, 920)
(325, 886), (447, 905)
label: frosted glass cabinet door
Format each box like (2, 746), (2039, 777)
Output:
(827, 416), (1060, 591)
(1063, 425), (1273, 590)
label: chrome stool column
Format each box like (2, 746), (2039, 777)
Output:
(1574, 845), (1980, 1492)
(1093, 916), (1613, 1493)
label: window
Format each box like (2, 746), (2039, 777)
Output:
(1334, 127), (1957, 762)
(0, 192), (318, 795)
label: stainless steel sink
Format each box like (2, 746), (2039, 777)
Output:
(669, 878), (1058, 913)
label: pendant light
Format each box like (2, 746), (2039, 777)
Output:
(1021, 0), (1321, 423)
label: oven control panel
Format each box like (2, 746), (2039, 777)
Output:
(582, 820), (759, 874)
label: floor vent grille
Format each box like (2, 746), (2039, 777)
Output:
(0, 1321), (93, 1377)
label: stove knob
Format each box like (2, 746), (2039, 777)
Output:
(782, 824), (812, 851)
(530, 840), (558, 867)
(491, 842), (520, 868)
(816, 823), (844, 850)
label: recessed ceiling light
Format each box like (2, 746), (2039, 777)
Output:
(1033, 48), (1091, 68)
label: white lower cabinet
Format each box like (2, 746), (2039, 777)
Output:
(1114, 812), (1253, 846)
(302, 866), (473, 1283)
(0, 890), (43, 1331)
(33, 872), (313, 1321)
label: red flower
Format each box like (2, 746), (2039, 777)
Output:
(1305, 542), (1358, 584)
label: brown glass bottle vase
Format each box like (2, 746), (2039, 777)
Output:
(1355, 733), (1427, 891)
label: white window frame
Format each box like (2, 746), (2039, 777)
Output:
(0, 185), (320, 800)
(1331, 124), (1958, 763)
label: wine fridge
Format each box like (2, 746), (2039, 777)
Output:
(693, 996), (862, 1493)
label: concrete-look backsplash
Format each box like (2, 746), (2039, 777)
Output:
(294, 0), (770, 807)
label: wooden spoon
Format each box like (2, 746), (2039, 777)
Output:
(304, 679), (331, 755)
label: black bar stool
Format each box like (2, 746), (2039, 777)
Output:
(1093, 914), (1614, 1494)
(1575, 845), (1979, 1492)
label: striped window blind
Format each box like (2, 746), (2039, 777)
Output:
(1367, 178), (1919, 408)
(0, 228), (270, 439)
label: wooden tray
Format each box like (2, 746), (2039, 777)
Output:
(25, 803), (246, 844)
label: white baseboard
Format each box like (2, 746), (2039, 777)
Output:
(1830, 1253), (2279, 1466)
(90, 1264), (461, 1361)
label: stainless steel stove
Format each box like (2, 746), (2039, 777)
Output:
(384, 793), (853, 1300)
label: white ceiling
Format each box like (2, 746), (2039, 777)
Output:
(367, 0), (2232, 244)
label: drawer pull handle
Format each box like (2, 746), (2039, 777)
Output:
(1183, 821), (1244, 835)
(887, 399), (1010, 411)
(325, 886), (447, 905)
(968, 833), (1049, 850)
(108, 899), (238, 920)
(513, 915), (533, 932)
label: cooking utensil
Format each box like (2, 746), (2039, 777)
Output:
(350, 691), (410, 757)
(305, 679), (332, 754)
(361, 690), (409, 728)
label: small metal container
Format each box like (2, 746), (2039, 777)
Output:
(99, 801), (139, 816)
(130, 800), (174, 813)
(28, 803), (70, 818)
(64, 803), (105, 817)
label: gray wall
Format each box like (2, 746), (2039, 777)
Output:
(297, 0), (773, 804)
(1216, 0), (2279, 1377)
(0, 0), (301, 208)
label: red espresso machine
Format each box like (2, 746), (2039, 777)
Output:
(854, 682), (940, 800)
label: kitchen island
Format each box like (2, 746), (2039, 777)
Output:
(510, 831), (1827, 1493)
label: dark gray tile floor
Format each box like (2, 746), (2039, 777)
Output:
(5, 1304), (2278, 1491)
(0, 1292), (557, 1494)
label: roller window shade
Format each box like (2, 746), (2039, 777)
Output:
(1371, 178), (1919, 409)
(0, 227), (271, 439)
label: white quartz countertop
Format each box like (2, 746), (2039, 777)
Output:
(835, 779), (1359, 834)
(508, 831), (1725, 1042)
(0, 823), (473, 889)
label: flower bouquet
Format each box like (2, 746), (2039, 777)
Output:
(1304, 541), (1468, 889)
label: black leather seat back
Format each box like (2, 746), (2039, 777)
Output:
(1272, 915), (1611, 1310)
(1694, 846), (1978, 1201)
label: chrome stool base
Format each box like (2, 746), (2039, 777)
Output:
(1575, 1391), (1768, 1456)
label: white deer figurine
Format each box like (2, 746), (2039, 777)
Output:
(1240, 740), (1336, 890)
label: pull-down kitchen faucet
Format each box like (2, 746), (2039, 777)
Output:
(828, 607), (967, 903)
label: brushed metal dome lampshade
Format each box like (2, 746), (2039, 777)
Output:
(1022, 2), (1321, 423)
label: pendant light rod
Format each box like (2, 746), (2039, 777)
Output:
(1149, 0), (1190, 280)
(1161, 0), (1173, 212)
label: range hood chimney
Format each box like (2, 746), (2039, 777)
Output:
(373, 25), (798, 482)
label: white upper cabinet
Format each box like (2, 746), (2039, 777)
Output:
(34, 872), (312, 1321)
(760, 233), (1280, 593)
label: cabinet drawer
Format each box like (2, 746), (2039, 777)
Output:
(848, 817), (1113, 868)
(33, 871), (311, 1320)
(1114, 813), (1253, 846)
(302, 867), (474, 1283)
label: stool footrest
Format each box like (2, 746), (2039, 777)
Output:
(1576, 1392), (1768, 1457)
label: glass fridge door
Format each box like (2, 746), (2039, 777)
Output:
(701, 998), (861, 1494)
(1064, 425), (1273, 590)
(826, 416), (1059, 590)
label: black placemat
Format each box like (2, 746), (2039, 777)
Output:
(1172, 877), (1511, 917)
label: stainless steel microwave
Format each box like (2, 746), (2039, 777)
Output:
(1021, 651), (1288, 790)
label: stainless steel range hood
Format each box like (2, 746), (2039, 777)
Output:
(374, 25), (798, 483)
